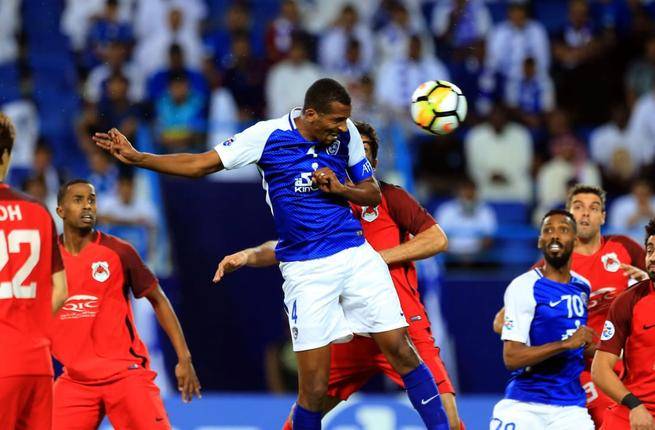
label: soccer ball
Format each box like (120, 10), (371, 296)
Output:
(410, 80), (467, 135)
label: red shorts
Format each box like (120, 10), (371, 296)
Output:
(580, 369), (615, 427)
(327, 325), (455, 400)
(0, 375), (52, 430)
(53, 369), (171, 430)
(599, 403), (655, 430)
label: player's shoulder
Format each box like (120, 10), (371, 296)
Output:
(237, 111), (295, 141)
(604, 234), (642, 251)
(98, 232), (140, 260)
(570, 270), (591, 291)
(380, 181), (407, 198)
(616, 279), (652, 305)
(0, 184), (54, 219)
(507, 269), (541, 293)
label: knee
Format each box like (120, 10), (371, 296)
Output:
(298, 376), (328, 408)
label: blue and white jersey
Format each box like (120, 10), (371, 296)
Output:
(501, 269), (591, 407)
(214, 108), (374, 262)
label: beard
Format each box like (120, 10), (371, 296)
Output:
(543, 243), (574, 269)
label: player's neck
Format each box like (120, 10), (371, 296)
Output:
(295, 117), (317, 143)
(62, 227), (96, 255)
(574, 233), (602, 256)
(541, 262), (572, 284)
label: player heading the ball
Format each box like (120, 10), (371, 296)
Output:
(94, 78), (450, 430)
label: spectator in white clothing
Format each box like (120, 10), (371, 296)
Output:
(265, 0), (307, 64)
(134, 6), (204, 77)
(436, 178), (497, 261)
(85, 40), (144, 103)
(266, 37), (321, 118)
(485, 3), (550, 80)
(318, 4), (374, 76)
(627, 89), (655, 168)
(608, 178), (655, 243)
(464, 104), (533, 203)
(504, 57), (555, 131)
(376, 2), (432, 63)
(0, 0), (19, 65)
(534, 134), (602, 224)
(376, 35), (450, 114)
(625, 33), (655, 107)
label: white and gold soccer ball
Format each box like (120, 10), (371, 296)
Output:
(410, 80), (467, 135)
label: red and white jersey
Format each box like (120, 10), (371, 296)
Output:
(52, 232), (157, 383)
(0, 183), (63, 377)
(573, 235), (645, 335)
(351, 182), (437, 330)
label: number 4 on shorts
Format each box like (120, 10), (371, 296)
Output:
(291, 300), (297, 323)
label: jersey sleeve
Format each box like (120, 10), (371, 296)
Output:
(384, 184), (437, 235)
(50, 216), (64, 273)
(346, 119), (374, 183)
(598, 287), (636, 356)
(120, 242), (158, 298)
(614, 235), (646, 270)
(501, 277), (536, 344)
(213, 121), (271, 170)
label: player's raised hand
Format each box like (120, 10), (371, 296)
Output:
(92, 128), (144, 165)
(313, 167), (346, 195)
(620, 263), (649, 282)
(630, 404), (655, 430)
(213, 251), (249, 283)
(175, 359), (202, 403)
(563, 325), (598, 350)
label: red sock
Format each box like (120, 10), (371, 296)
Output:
(282, 417), (292, 430)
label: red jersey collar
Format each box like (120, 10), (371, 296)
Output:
(0, 183), (9, 189)
(58, 230), (102, 255)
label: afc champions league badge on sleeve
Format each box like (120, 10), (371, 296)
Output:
(601, 320), (615, 341)
(91, 261), (110, 282)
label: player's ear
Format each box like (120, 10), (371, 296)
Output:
(600, 210), (606, 226)
(56, 204), (64, 219)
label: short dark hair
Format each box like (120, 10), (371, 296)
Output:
(646, 218), (655, 247)
(303, 78), (351, 114)
(542, 209), (577, 232)
(354, 121), (379, 160)
(0, 113), (16, 157)
(57, 179), (93, 204)
(566, 184), (606, 211)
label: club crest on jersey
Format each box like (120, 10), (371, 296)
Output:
(361, 205), (379, 222)
(222, 137), (234, 146)
(91, 261), (110, 282)
(601, 320), (615, 340)
(601, 252), (621, 273)
(326, 139), (340, 155)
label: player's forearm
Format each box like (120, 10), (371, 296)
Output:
(591, 351), (630, 404)
(135, 151), (222, 178)
(379, 225), (448, 265)
(245, 240), (279, 267)
(51, 270), (68, 314)
(503, 340), (569, 371)
(339, 180), (381, 206)
(150, 291), (192, 362)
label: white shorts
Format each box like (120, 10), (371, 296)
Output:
(490, 399), (594, 430)
(279, 242), (408, 351)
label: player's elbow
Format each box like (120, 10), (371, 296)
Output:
(429, 225), (448, 255)
(502, 349), (522, 371)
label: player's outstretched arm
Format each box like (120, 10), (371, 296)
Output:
(51, 270), (68, 314)
(503, 325), (597, 370)
(93, 128), (223, 178)
(144, 286), (201, 403)
(379, 224), (448, 265)
(592, 351), (654, 429)
(313, 168), (381, 206)
(213, 240), (278, 283)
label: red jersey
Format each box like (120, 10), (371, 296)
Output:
(599, 279), (655, 413)
(52, 232), (157, 383)
(0, 183), (63, 377)
(351, 182), (437, 330)
(573, 235), (645, 334)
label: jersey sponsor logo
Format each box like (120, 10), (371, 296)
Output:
(91, 261), (110, 282)
(362, 160), (373, 175)
(588, 287), (617, 310)
(294, 163), (319, 193)
(601, 320), (615, 340)
(601, 252), (621, 272)
(361, 205), (379, 222)
(326, 139), (340, 155)
(221, 137), (234, 146)
(60, 294), (99, 319)
(0, 204), (22, 221)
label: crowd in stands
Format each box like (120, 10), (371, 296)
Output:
(1, 0), (655, 267)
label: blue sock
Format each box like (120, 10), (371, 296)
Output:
(292, 404), (321, 430)
(402, 363), (450, 430)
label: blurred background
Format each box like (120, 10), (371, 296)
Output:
(2, 0), (655, 428)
